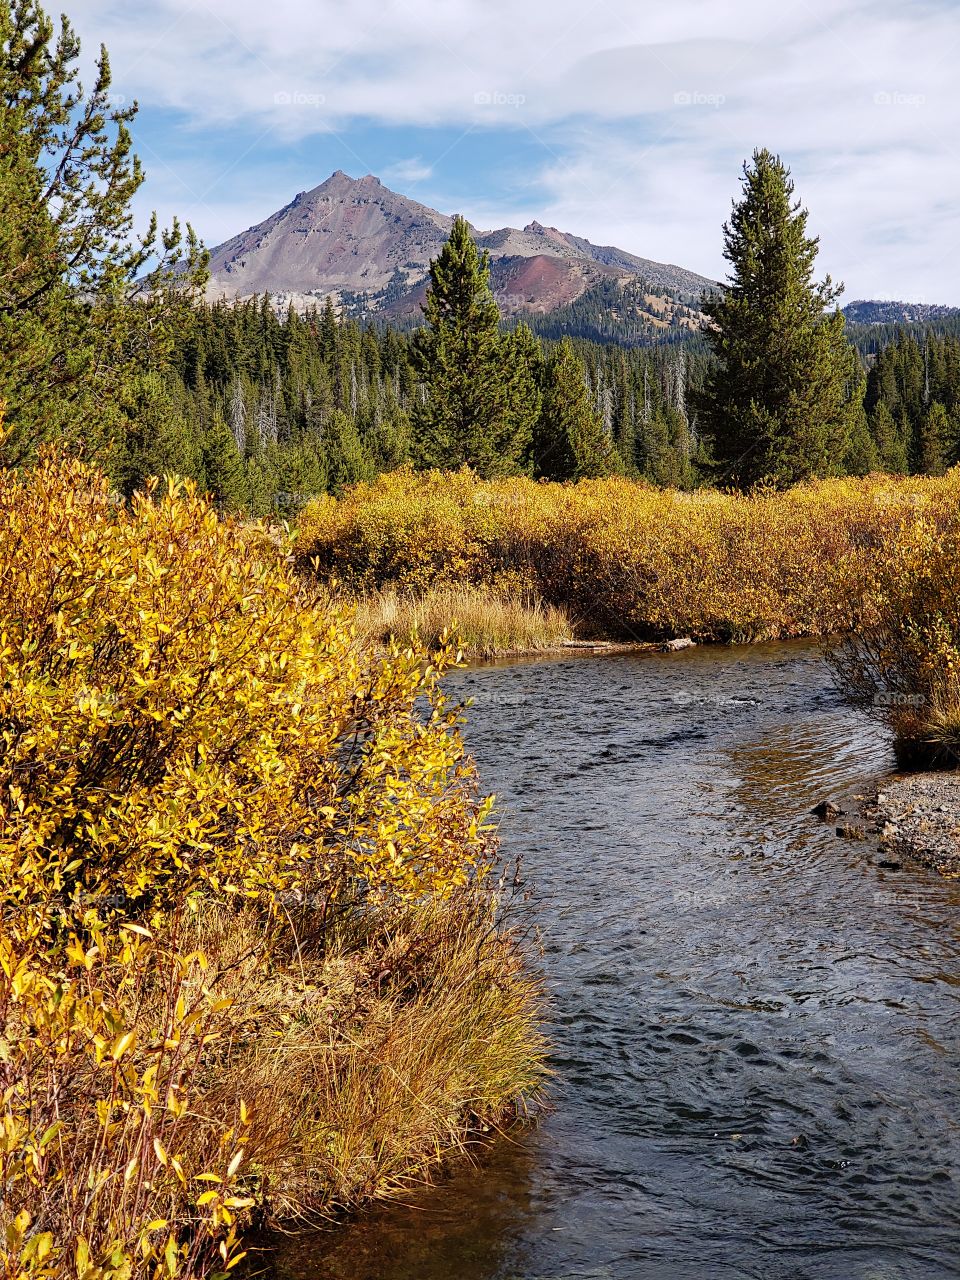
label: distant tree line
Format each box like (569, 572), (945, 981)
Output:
(92, 248), (960, 512)
(863, 331), (960, 475)
(110, 248), (713, 513)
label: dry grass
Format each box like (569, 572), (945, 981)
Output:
(350, 585), (573, 657)
(2, 890), (547, 1253)
(178, 891), (548, 1228)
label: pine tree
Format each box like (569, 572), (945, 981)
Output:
(918, 401), (950, 475)
(0, 0), (205, 466)
(274, 438), (328, 509)
(317, 407), (375, 493)
(842, 406), (878, 476)
(201, 413), (247, 511)
(536, 339), (618, 481)
(412, 216), (520, 476)
(320, 296), (338, 361)
(699, 148), (860, 489)
(112, 373), (202, 498)
(869, 401), (905, 473)
(500, 322), (543, 474)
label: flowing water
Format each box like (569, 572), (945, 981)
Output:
(278, 642), (960, 1280)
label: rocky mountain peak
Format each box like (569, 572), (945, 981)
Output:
(204, 170), (718, 318)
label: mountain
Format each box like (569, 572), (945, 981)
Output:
(843, 299), (960, 326)
(205, 170), (717, 339)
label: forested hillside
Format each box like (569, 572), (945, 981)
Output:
(114, 295), (711, 512)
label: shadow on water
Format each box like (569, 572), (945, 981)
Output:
(272, 643), (960, 1280)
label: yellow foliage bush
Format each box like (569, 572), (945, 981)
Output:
(1, 455), (489, 913)
(0, 452), (545, 1276)
(297, 467), (960, 643)
(828, 510), (960, 764)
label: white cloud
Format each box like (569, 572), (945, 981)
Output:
(382, 157), (434, 185)
(66, 0), (960, 300)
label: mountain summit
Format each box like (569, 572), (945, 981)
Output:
(205, 171), (717, 326)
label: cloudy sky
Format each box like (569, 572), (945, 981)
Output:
(68, 0), (960, 301)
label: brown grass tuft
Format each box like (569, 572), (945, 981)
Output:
(350, 585), (572, 657)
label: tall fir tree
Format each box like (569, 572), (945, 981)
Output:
(0, 0), (205, 466)
(698, 148), (861, 489)
(870, 400), (909, 474)
(917, 401), (950, 475)
(412, 216), (530, 476)
(500, 322), (544, 474)
(316, 406), (375, 493)
(112, 373), (202, 498)
(536, 339), (619, 481)
(201, 413), (247, 511)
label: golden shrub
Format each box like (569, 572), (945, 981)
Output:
(827, 509), (960, 763)
(0, 454), (490, 915)
(1, 450), (543, 1277)
(296, 467), (960, 643)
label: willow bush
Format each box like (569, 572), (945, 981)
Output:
(0, 446), (545, 1277)
(297, 467), (960, 643)
(827, 511), (960, 765)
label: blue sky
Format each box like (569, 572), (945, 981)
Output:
(68, 0), (960, 301)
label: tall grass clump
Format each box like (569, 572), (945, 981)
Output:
(0, 445), (546, 1277)
(350, 586), (572, 657)
(297, 467), (960, 644)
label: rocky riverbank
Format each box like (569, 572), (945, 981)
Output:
(814, 774), (960, 876)
(871, 774), (960, 877)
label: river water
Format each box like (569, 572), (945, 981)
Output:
(280, 642), (960, 1280)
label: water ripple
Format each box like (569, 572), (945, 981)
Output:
(276, 643), (960, 1280)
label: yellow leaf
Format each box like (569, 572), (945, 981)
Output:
(111, 1030), (136, 1061)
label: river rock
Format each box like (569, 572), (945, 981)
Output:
(661, 637), (696, 652)
(811, 799), (843, 821)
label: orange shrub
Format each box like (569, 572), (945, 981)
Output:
(296, 468), (960, 642)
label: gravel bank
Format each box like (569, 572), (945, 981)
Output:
(871, 774), (960, 877)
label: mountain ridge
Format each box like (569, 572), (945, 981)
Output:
(203, 171), (957, 344)
(205, 170), (718, 328)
